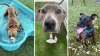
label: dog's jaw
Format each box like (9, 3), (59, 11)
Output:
(46, 33), (57, 44)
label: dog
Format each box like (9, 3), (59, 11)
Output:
(36, 0), (66, 44)
(3, 4), (24, 41)
(76, 13), (98, 51)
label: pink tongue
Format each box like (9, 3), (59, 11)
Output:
(77, 28), (85, 34)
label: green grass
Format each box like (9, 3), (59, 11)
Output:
(68, 0), (100, 56)
(35, 2), (67, 56)
(19, 0), (34, 10)
(0, 0), (34, 56)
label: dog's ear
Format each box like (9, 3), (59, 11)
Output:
(36, 9), (43, 21)
(91, 14), (98, 20)
(80, 13), (85, 16)
(4, 9), (8, 16)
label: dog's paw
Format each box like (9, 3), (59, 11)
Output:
(76, 39), (80, 42)
(85, 48), (88, 52)
(93, 42), (96, 46)
(46, 39), (56, 44)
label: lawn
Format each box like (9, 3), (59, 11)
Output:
(0, 0), (34, 56)
(68, 0), (100, 56)
(35, 2), (67, 56)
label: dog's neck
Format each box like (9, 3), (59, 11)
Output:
(86, 24), (94, 29)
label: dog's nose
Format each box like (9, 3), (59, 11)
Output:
(45, 19), (56, 29)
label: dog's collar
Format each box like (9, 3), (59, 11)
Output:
(84, 27), (94, 33)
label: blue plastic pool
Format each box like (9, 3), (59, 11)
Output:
(0, 0), (34, 51)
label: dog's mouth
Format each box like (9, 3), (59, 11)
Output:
(43, 27), (56, 32)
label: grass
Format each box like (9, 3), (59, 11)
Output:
(35, 2), (67, 56)
(68, 0), (100, 56)
(0, 0), (34, 56)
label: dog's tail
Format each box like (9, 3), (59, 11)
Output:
(52, 0), (64, 5)
(0, 3), (10, 7)
(58, 0), (64, 5)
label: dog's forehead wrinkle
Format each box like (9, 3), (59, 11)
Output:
(42, 4), (62, 10)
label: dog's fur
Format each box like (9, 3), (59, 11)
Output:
(4, 4), (23, 40)
(76, 13), (98, 51)
(36, 1), (66, 44)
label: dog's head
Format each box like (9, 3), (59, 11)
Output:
(4, 7), (18, 16)
(36, 4), (66, 33)
(8, 24), (18, 40)
(77, 13), (98, 28)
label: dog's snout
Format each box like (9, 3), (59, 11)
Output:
(45, 19), (56, 29)
(44, 19), (56, 32)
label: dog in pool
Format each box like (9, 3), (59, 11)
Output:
(3, 4), (24, 41)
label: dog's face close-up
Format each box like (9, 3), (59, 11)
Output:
(36, 4), (66, 33)
(77, 13), (98, 28)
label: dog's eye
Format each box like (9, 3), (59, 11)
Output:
(41, 9), (46, 14)
(37, 9), (41, 13)
(56, 9), (61, 14)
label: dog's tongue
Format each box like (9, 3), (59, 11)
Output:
(77, 28), (85, 34)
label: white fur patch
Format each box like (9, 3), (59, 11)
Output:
(46, 39), (56, 44)
(10, 37), (15, 40)
(54, 36), (57, 42)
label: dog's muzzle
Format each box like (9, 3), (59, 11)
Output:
(44, 19), (56, 32)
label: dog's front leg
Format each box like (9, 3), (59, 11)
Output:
(83, 38), (88, 52)
(82, 32), (88, 51)
(92, 30), (96, 46)
(76, 34), (80, 42)
(46, 33), (56, 44)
